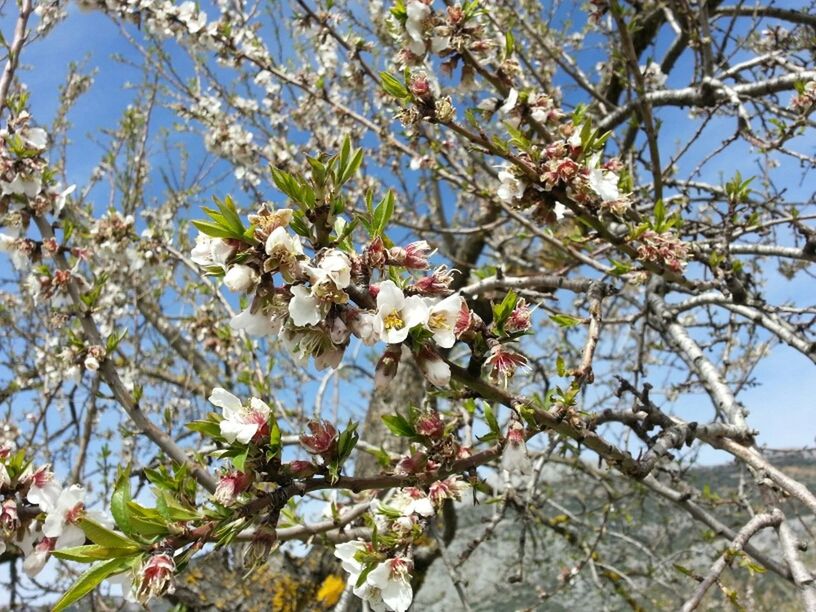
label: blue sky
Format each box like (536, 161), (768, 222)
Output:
(2, 0), (814, 468)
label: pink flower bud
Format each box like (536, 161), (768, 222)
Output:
(213, 471), (251, 506)
(300, 420), (338, 457)
(0, 499), (19, 530)
(415, 412), (445, 439)
(454, 301), (474, 337)
(501, 421), (532, 477)
(412, 265), (455, 295)
(282, 460), (319, 478)
(395, 451), (428, 476)
(446, 5), (464, 24)
(409, 74), (431, 98)
(403, 240), (432, 269)
(364, 237), (388, 269)
(505, 298), (532, 333)
(429, 476), (469, 507)
(137, 552), (176, 604)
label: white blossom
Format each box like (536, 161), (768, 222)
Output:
(349, 311), (379, 345)
(42, 485), (87, 549)
(374, 280), (429, 344)
(640, 61), (667, 89)
(177, 1), (206, 34)
(223, 264), (258, 292)
(366, 557), (414, 612)
(264, 226), (303, 281)
(417, 350), (451, 387)
(230, 307), (280, 337)
(425, 293), (463, 348)
(497, 167), (525, 204)
(405, 0), (430, 55)
(209, 388), (271, 445)
(391, 491), (435, 518)
(21, 532), (54, 578)
(288, 284), (323, 327)
(26, 466), (62, 512)
(587, 154), (621, 202)
(282, 327), (344, 370)
(1, 173), (42, 198)
(334, 539), (366, 577)
(23, 127), (48, 150)
(190, 233), (233, 270)
(499, 88), (519, 115)
(314, 248), (351, 289)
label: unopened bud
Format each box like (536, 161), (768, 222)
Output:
(375, 345), (402, 388)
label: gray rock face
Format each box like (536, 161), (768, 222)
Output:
(413, 501), (609, 612)
(413, 454), (816, 611)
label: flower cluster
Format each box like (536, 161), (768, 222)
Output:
(494, 130), (631, 222)
(0, 449), (94, 578)
(636, 229), (690, 274)
(191, 193), (488, 387)
(0, 109), (75, 270)
(396, 0), (490, 73)
(790, 81), (816, 114)
(335, 476), (469, 612)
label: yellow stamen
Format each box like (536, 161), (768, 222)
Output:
(429, 312), (449, 331)
(383, 310), (404, 330)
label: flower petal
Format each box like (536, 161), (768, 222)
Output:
(376, 280), (404, 312)
(209, 388), (243, 414)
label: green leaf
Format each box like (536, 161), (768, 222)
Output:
(380, 72), (409, 99)
(270, 167), (315, 207)
(307, 156), (328, 186)
(338, 147), (363, 187)
(289, 209), (311, 237)
(105, 328), (128, 353)
(186, 418), (222, 438)
(372, 190), (395, 238)
(492, 290), (518, 330)
(673, 563), (695, 578)
(556, 355), (566, 377)
(382, 414), (416, 438)
(504, 31), (515, 57)
(609, 258), (631, 276)
(232, 447), (250, 472)
(52, 557), (136, 612)
(78, 518), (139, 550)
(192, 219), (234, 239)
(269, 420), (282, 457)
(550, 314), (583, 328)
(124, 502), (170, 537)
(156, 492), (201, 522)
(653, 199), (665, 230)
(215, 195), (245, 236)
(110, 467), (133, 536)
(53, 544), (140, 563)
(337, 421), (359, 463)
(483, 403), (500, 437)
(355, 561), (377, 588)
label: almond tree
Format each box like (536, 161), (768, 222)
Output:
(0, 0), (815, 610)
